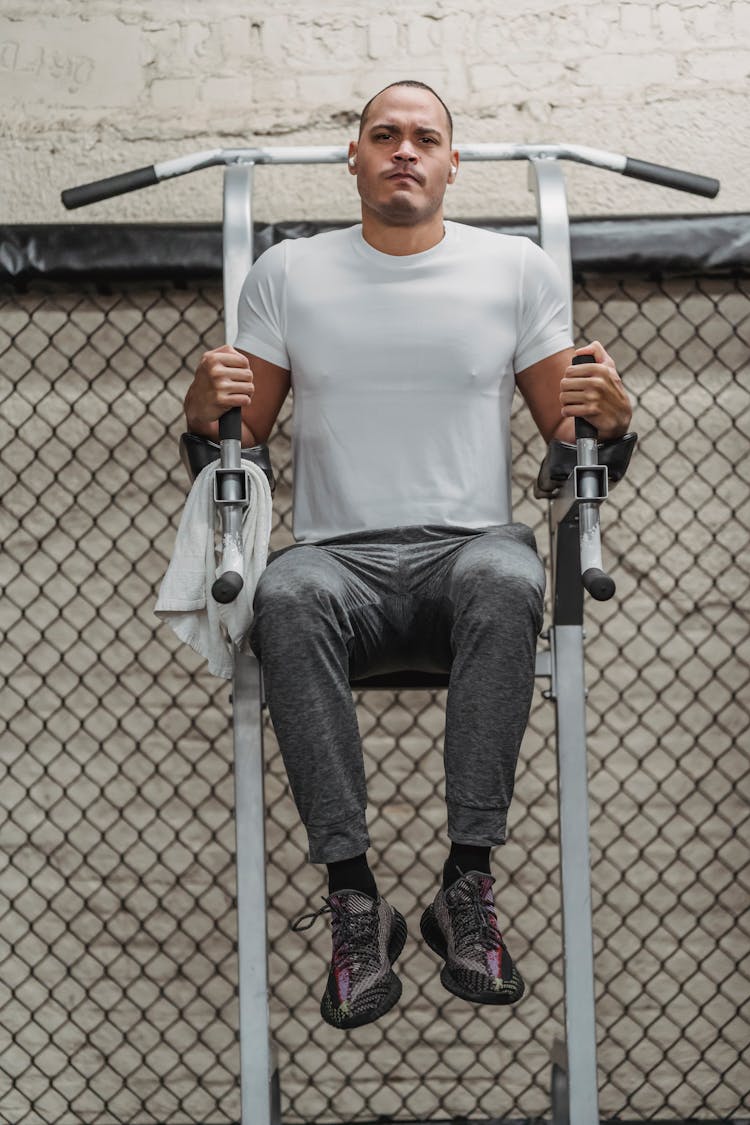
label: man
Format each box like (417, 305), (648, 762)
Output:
(184, 80), (632, 1030)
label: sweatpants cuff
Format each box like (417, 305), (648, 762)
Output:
(448, 804), (507, 847)
(306, 820), (371, 866)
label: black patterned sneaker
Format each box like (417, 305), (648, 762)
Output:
(420, 871), (525, 1005)
(292, 890), (407, 1029)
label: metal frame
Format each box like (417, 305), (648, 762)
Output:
(528, 158), (600, 1125)
(57, 136), (718, 1125)
(221, 166), (281, 1125)
(221, 154), (603, 1125)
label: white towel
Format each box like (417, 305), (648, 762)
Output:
(155, 459), (273, 679)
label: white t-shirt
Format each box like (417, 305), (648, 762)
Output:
(235, 220), (572, 542)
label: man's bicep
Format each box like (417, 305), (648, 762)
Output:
(237, 350), (291, 445)
(516, 347), (575, 445)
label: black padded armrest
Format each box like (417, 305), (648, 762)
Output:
(534, 432), (637, 499)
(179, 432), (276, 493)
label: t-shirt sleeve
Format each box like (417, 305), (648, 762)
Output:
(513, 238), (573, 373)
(233, 241), (290, 369)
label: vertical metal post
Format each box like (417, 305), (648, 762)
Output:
(222, 163), (277, 1125)
(232, 650), (275, 1125)
(528, 157), (600, 1125)
(223, 163), (255, 344)
(527, 157), (574, 337)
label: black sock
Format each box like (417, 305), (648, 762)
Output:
(327, 853), (377, 898)
(443, 843), (491, 889)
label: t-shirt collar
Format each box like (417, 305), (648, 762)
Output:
(351, 222), (453, 266)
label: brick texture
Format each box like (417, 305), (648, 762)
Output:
(1, 1), (745, 222)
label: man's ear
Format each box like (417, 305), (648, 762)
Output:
(347, 143), (358, 175)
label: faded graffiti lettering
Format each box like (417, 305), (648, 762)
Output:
(0, 40), (95, 87)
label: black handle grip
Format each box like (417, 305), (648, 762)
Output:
(219, 407), (242, 442)
(582, 567), (616, 601)
(212, 570), (244, 604)
(61, 165), (159, 210)
(623, 157), (719, 199)
(572, 353), (598, 440)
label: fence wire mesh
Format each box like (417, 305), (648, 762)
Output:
(0, 268), (748, 1125)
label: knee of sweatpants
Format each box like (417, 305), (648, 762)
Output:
(250, 548), (351, 655)
(451, 532), (546, 632)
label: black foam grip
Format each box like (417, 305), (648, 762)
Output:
(212, 571), (244, 604)
(582, 567), (616, 601)
(572, 353), (598, 440)
(219, 407), (242, 442)
(575, 418), (598, 440)
(623, 158), (719, 199)
(61, 166), (159, 210)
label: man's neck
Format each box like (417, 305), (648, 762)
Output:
(360, 210), (446, 256)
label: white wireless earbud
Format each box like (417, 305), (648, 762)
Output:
(348, 156), (356, 167)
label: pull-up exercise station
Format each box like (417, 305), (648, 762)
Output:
(63, 143), (719, 1125)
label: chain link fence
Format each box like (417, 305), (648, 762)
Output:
(1, 255), (748, 1124)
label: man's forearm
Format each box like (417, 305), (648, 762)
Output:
(550, 417), (576, 444)
(183, 385), (219, 440)
(549, 410), (631, 444)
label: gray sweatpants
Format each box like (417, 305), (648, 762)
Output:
(249, 524), (545, 865)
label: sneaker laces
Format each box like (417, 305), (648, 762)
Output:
(450, 876), (503, 956)
(292, 895), (381, 976)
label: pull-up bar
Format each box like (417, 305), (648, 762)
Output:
(61, 142), (720, 211)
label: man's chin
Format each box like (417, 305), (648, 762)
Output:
(374, 198), (428, 225)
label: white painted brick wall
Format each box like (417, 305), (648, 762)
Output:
(1, 0), (747, 223)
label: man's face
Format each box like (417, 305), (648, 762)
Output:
(349, 86), (458, 227)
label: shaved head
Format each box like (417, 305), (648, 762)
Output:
(359, 80), (453, 143)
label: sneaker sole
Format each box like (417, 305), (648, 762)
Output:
(420, 904), (525, 1006)
(321, 908), (408, 1030)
